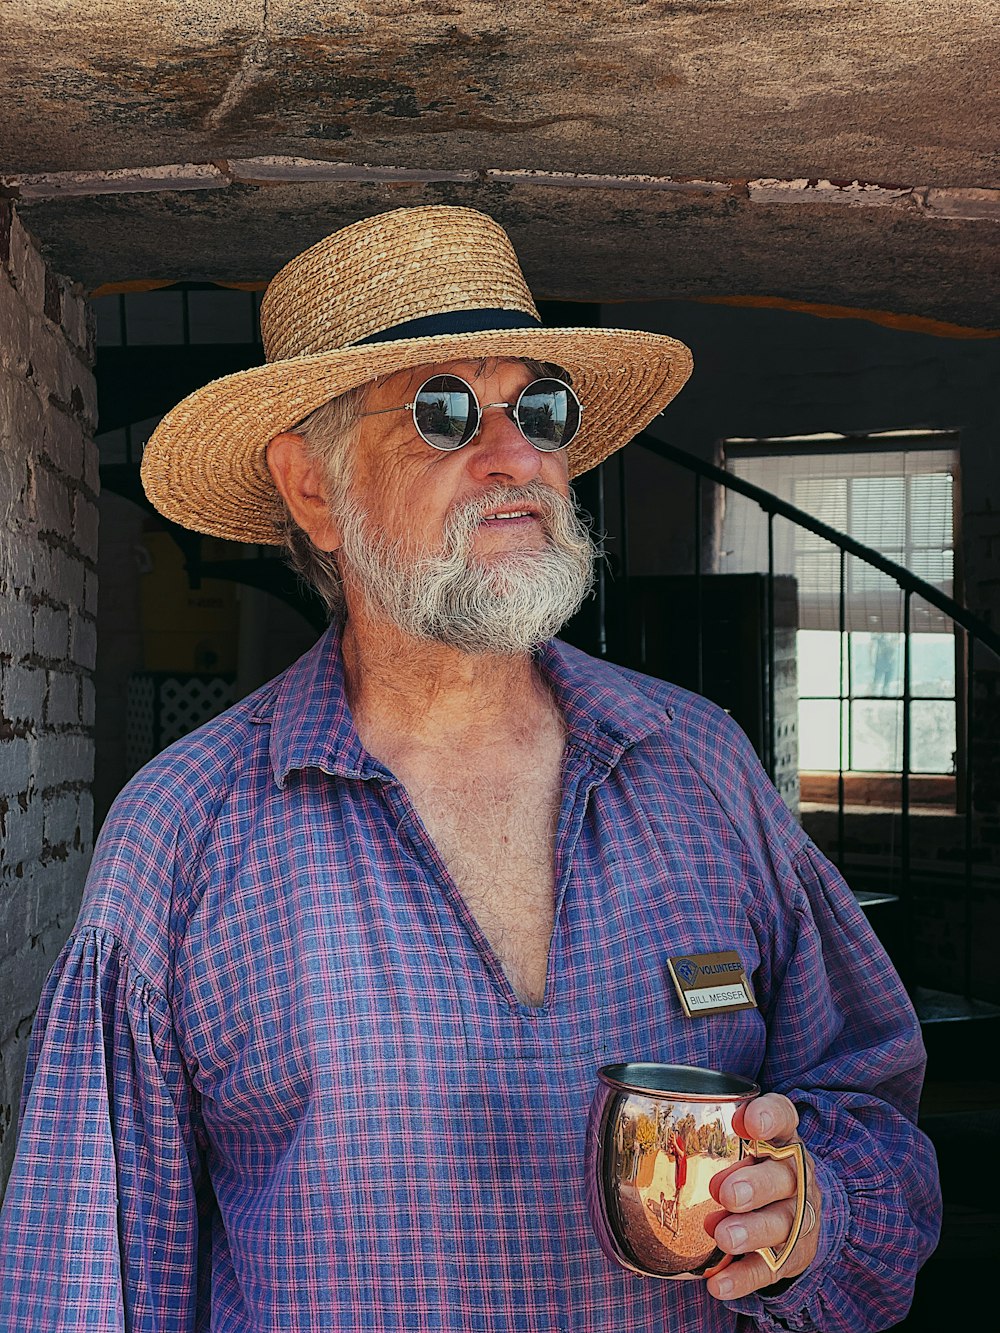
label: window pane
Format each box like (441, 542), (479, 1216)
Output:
(849, 554), (905, 595)
(850, 477), (905, 546)
(911, 634), (955, 697)
(796, 549), (842, 595)
(726, 440), (960, 781)
(797, 630), (844, 697)
(93, 295), (122, 346)
(124, 291), (184, 344)
(847, 557), (906, 633)
(95, 428), (128, 464)
(188, 290), (257, 343)
(851, 700), (903, 770)
(910, 474), (953, 545)
(850, 633), (903, 696)
(793, 477), (847, 530)
(798, 699), (844, 770)
(911, 701), (956, 772)
(719, 493), (770, 571)
(908, 548), (953, 588)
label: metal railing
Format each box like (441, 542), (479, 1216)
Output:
(622, 433), (1000, 998)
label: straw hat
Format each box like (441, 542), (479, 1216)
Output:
(141, 205), (694, 544)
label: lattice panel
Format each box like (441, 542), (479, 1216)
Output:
(125, 674), (157, 776)
(125, 673), (235, 775)
(159, 677), (235, 745)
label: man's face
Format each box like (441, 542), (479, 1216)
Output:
(347, 358), (572, 561)
(334, 358), (593, 653)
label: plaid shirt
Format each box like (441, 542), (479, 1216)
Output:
(0, 625), (940, 1331)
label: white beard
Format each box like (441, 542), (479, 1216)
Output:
(336, 481), (595, 654)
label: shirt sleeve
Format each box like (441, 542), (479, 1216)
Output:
(729, 838), (942, 1332)
(0, 927), (208, 1332)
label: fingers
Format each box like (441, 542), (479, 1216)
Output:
(733, 1092), (799, 1144)
(706, 1197), (809, 1302)
(704, 1096), (820, 1303)
(713, 1196), (799, 1256)
(706, 1250), (782, 1302)
(710, 1155), (798, 1212)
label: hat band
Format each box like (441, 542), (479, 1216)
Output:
(353, 307), (543, 346)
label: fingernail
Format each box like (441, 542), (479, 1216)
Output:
(716, 1278), (734, 1298)
(731, 1181), (753, 1206)
(727, 1224), (748, 1249)
(758, 1109), (774, 1136)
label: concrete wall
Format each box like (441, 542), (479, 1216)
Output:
(0, 202), (97, 1189)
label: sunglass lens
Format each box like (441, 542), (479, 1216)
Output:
(516, 380), (581, 451)
(413, 376), (477, 450)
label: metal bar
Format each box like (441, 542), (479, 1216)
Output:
(595, 462), (608, 657)
(963, 632), (975, 998)
(617, 449), (630, 581)
(723, 434), (957, 460)
(152, 675), (162, 759)
(616, 449), (631, 668)
(694, 473), (704, 694)
(638, 432), (1000, 661)
(901, 590), (913, 984)
(838, 547), (846, 867)
(767, 513), (776, 781)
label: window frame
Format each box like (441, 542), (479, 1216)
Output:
(722, 430), (964, 810)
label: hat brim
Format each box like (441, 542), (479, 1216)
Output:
(140, 326), (693, 544)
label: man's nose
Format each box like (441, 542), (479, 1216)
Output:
(466, 404), (544, 485)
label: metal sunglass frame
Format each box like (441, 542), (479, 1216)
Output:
(357, 373), (583, 452)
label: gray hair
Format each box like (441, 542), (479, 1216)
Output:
(274, 385), (371, 617)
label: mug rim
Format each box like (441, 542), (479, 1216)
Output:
(597, 1062), (760, 1101)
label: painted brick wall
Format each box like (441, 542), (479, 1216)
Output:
(0, 201), (97, 1191)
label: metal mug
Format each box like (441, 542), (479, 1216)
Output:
(585, 1062), (808, 1280)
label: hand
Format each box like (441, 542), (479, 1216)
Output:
(704, 1092), (821, 1302)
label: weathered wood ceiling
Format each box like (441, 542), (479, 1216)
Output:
(2, 2), (997, 327)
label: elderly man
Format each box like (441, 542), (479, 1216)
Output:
(0, 206), (939, 1331)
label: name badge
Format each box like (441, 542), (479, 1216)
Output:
(666, 950), (757, 1017)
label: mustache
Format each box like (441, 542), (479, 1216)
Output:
(444, 482), (584, 543)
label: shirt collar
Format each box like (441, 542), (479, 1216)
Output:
(262, 620), (370, 787)
(537, 637), (672, 763)
(262, 621), (672, 787)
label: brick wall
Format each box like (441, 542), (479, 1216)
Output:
(0, 202), (97, 1191)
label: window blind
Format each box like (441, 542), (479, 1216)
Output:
(721, 437), (958, 633)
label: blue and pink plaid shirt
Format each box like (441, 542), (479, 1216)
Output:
(0, 625), (939, 1331)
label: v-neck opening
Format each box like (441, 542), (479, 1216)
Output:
(374, 737), (619, 1035)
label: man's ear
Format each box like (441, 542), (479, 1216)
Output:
(266, 433), (343, 551)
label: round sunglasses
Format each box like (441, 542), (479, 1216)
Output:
(358, 374), (583, 452)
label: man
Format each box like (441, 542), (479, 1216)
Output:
(0, 206), (939, 1330)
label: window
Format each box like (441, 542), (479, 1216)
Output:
(721, 434), (959, 791)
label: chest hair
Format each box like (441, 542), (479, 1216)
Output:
(390, 733), (564, 1005)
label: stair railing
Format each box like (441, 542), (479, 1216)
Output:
(630, 432), (1000, 999)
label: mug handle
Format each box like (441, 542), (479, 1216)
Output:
(743, 1139), (809, 1273)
